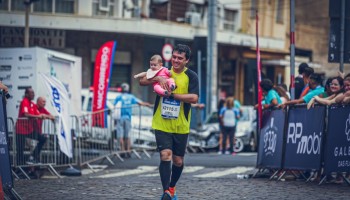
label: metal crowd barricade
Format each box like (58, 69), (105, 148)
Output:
(128, 104), (156, 158)
(78, 109), (117, 169)
(12, 117), (58, 179)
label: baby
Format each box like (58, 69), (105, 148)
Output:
(134, 54), (176, 96)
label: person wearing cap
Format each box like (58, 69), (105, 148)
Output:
(134, 54), (176, 96)
(139, 44), (199, 200)
(113, 83), (150, 156)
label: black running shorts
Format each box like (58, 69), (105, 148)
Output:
(154, 130), (189, 157)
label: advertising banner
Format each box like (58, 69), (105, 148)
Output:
(40, 74), (72, 158)
(324, 105), (350, 174)
(257, 109), (285, 169)
(0, 93), (13, 189)
(92, 41), (117, 127)
(283, 105), (325, 170)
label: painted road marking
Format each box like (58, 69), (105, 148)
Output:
(140, 166), (205, 177)
(193, 167), (254, 178)
(96, 166), (157, 178)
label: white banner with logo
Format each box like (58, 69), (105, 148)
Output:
(40, 73), (72, 158)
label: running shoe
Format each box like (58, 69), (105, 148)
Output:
(160, 190), (172, 200)
(169, 187), (178, 200)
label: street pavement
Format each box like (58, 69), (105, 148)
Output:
(12, 152), (350, 200)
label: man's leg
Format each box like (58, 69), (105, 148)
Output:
(116, 119), (125, 151)
(155, 130), (173, 197)
(169, 133), (189, 197)
(124, 119), (132, 153)
(32, 132), (47, 161)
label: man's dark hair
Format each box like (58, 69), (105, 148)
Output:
(260, 78), (274, 92)
(310, 73), (323, 85)
(298, 63), (309, 75)
(303, 67), (314, 78)
(25, 87), (32, 94)
(173, 44), (191, 60)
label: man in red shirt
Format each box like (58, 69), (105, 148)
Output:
(15, 88), (47, 165)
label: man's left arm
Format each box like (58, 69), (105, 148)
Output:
(172, 70), (199, 104)
(42, 108), (55, 120)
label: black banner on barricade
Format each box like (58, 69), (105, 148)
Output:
(256, 108), (285, 169)
(283, 105), (325, 170)
(0, 93), (13, 189)
(324, 105), (350, 174)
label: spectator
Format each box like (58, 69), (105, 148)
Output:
(274, 85), (290, 104)
(282, 73), (324, 107)
(219, 97), (240, 155)
(256, 78), (282, 109)
(299, 66), (315, 98)
(0, 81), (9, 103)
(217, 98), (226, 154)
(217, 94), (242, 154)
(134, 54), (176, 96)
(113, 83), (150, 156)
(294, 63), (308, 99)
(36, 97), (55, 120)
(15, 88), (47, 164)
(0, 81), (8, 93)
(308, 76), (348, 108)
(318, 77), (334, 98)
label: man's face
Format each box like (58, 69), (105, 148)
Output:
(171, 51), (188, 72)
(26, 88), (35, 100)
(37, 98), (46, 108)
(309, 79), (317, 89)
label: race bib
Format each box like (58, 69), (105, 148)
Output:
(161, 97), (180, 119)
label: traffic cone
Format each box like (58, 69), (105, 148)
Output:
(0, 176), (4, 200)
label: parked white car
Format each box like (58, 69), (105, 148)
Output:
(80, 88), (156, 149)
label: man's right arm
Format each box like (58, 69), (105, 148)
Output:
(139, 76), (169, 91)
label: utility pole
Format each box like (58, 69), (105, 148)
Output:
(207, 0), (217, 115)
(24, 0), (39, 47)
(24, 1), (30, 47)
(290, 0), (295, 100)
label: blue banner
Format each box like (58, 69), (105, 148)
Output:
(324, 105), (350, 174)
(283, 105), (325, 170)
(0, 93), (13, 189)
(257, 109), (285, 169)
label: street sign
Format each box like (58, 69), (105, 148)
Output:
(162, 44), (173, 62)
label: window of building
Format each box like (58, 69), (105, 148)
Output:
(55, 0), (75, 14)
(276, 0), (284, 23)
(223, 9), (237, 32)
(250, 0), (257, 18)
(33, 0), (53, 13)
(92, 0), (115, 17)
(11, 0), (26, 11)
(5, 0), (75, 14)
(0, 0), (9, 11)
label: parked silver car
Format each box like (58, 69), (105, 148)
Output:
(193, 106), (257, 153)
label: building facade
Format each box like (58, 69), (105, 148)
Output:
(0, 0), (290, 109)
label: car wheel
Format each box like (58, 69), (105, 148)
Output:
(249, 134), (257, 152)
(234, 138), (244, 153)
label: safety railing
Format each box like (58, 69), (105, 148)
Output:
(7, 104), (156, 178)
